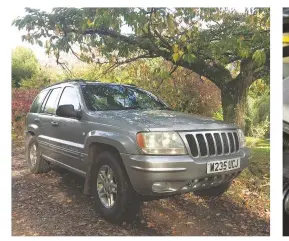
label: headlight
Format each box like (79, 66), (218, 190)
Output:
(136, 132), (187, 155)
(237, 129), (246, 148)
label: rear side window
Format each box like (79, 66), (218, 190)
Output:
(41, 88), (61, 114)
(30, 90), (49, 113)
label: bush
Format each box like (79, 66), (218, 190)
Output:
(12, 47), (40, 88)
(212, 107), (223, 121)
(245, 79), (270, 138)
(12, 88), (38, 140)
(249, 116), (270, 139)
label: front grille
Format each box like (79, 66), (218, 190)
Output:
(185, 130), (240, 158)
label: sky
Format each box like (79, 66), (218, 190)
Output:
(11, 7), (58, 66)
(11, 6), (131, 67)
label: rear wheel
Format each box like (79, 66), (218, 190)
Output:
(194, 182), (231, 197)
(91, 151), (140, 223)
(25, 134), (50, 174)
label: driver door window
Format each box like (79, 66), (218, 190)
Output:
(58, 87), (80, 111)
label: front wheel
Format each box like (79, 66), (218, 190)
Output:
(90, 151), (140, 223)
(194, 182), (231, 197)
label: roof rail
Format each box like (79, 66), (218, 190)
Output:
(125, 83), (137, 87)
(44, 79), (89, 88)
(42, 79), (136, 89)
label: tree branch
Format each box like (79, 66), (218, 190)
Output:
(153, 29), (172, 49)
(59, 26), (232, 86)
(157, 65), (178, 89)
(98, 54), (159, 78)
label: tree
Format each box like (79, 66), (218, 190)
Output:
(64, 59), (221, 117)
(13, 7), (270, 128)
(12, 47), (40, 87)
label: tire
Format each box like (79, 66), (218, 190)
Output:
(25, 134), (50, 174)
(90, 151), (140, 223)
(284, 210), (289, 236)
(194, 182), (231, 197)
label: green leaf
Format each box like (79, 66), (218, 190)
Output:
(252, 49), (266, 66)
(143, 23), (149, 33)
(188, 53), (196, 63)
(173, 44), (178, 53)
(172, 53), (179, 63)
(240, 48), (250, 58)
(183, 54), (188, 62)
(178, 50), (184, 57)
(181, 35), (186, 42)
(167, 14), (175, 34)
(186, 44), (193, 54)
(93, 17), (98, 27)
(37, 40), (43, 47)
(184, 53), (196, 63)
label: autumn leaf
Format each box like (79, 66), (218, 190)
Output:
(147, 222), (155, 228)
(87, 19), (92, 26)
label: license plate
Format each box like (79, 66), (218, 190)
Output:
(207, 158), (240, 174)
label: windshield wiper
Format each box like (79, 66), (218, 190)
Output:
(157, 107), (173, 111)
(105, 106), (142, 111)
(123, 106), (142, 110)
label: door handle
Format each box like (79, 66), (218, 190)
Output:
(51, 121), (59, 127)
(34, 118), (40, 123)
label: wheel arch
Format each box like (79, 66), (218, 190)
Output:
(26, 124), (39, 137)
(83, 141), (130, 195)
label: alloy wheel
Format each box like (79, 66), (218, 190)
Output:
(97, 165), (118, 208)
(29, 144), (37, 167)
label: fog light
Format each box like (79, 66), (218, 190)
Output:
(152, 182), (170, 192)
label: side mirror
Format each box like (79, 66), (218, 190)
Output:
(56, 104), (81, 119)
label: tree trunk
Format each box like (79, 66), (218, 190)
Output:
(221, 83), (247, 129)
(220, 59), (255, 129)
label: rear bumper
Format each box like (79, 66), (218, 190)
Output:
(121, 148), (250, 196)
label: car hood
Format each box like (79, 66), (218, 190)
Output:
(89, 109), (237, 131)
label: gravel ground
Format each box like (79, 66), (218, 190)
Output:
(12, 145), (269, 236)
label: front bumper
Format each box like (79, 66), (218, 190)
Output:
(121, 147), (250, 196)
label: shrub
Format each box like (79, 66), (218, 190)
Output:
(245, 79), (270, 138)
(212, 107), (223, 121)
(249, 116), (270, 139)
(12, 47), (40, 88)
(12, 88), (38, 140)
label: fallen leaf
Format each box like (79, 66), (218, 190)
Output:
(147, 222), (155, 228)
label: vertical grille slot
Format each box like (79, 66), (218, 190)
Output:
(185, 134), (199, 157)
(227, 132), (235, 153)
(213, 133), (223, 155)
(196, 134), (208, 156)
(233, 132), (240, 151)
(221, 133), (229, 154)
(205, 133), (216, 155)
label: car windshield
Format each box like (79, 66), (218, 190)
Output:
(80, 84), (170, 111)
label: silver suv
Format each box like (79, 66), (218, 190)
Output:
(25, 80), (250, 222)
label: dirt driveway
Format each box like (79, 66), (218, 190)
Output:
(12, 146), (269, 236)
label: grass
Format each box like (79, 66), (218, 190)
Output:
(243, 137), (270, 180)
(225, 137), (270, 217)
